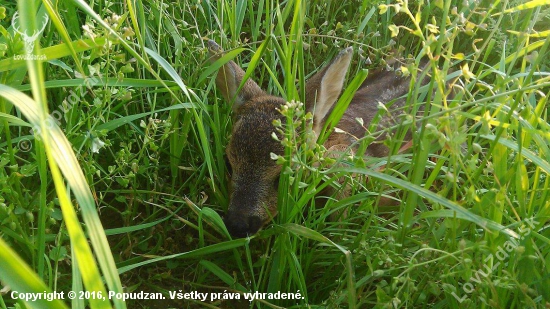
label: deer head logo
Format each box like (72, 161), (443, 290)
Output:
(11, 11), (49, 55)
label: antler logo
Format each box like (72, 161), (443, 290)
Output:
(11, 11), (49, 55)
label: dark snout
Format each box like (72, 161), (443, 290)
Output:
(223, 213), (263, 238)
(223, 180), (273, 238)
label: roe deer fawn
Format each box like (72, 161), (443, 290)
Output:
(208, 40), (427, 238)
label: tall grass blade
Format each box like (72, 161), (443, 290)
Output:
(332, 166), (519, 239)
(0, 238), (68, 309)
(0, 85), (115, 309)
(495, 0), (550, 15)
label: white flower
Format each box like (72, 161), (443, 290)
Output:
(91, 137), (106, 153)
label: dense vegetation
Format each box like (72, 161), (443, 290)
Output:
(0, 0), (549, 308)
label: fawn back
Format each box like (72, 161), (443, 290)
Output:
(208, 40), (424, 237)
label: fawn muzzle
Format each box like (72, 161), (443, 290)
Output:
(224, 174), (278, 237)
(223, 210), (264, 238)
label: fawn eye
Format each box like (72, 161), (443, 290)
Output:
(224, 155), (233, 176)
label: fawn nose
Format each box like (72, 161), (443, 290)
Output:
(224, 215), (263, 238)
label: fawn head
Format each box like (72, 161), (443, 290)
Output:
(208, 40), (352, 237)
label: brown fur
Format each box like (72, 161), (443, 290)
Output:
(208, 40), (426, 237)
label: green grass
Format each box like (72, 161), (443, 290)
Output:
(0, 0), (549, 308)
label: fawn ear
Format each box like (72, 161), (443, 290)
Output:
(208, 40), (265, 112)
(305, 47), (353, 136)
